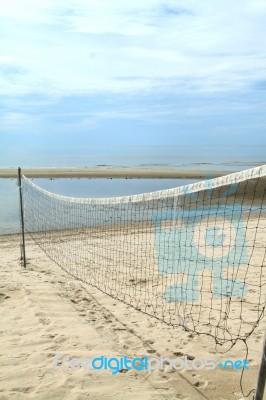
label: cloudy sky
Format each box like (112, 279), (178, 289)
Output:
(0, 0), (266, 151)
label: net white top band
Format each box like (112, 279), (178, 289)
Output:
(22, 164), (266, 205)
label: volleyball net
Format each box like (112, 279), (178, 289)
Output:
(20, 165), (266, 345)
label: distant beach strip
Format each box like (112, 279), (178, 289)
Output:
(0, 168), (235, 179)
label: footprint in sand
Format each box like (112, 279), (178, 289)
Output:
(192, 374), (209, 389)
(35, 312), (50, 325)
(0, 293), (10, 301)
(147, 349), (156, 354)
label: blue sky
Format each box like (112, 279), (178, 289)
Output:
(0, 0), (266, 151)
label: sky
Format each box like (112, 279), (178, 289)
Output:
(0, 0), (266, 152)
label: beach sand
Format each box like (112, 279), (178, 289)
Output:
(0, 231), (265, 400)
(0, 168), (234, 179)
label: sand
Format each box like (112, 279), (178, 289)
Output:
(0, 232), (265, 400)
(0, 168), (234, 179)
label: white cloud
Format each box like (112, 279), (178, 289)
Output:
(0, 0), (265, 96)
(0, 112), (39, 130)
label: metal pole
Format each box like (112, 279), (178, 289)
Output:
(18, 167), (26, 268)
(254, 334), (266, 400)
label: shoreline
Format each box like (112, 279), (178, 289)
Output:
(0, 167), (234, 179)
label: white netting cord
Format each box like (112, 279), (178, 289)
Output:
(21, 165), (266, 345)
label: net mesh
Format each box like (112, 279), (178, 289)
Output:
(21, 166), (266, 345)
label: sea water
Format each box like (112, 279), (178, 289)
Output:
(0, 145), (265, 234)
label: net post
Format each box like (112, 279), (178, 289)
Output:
(18, 167), (26, 269)
(254, 334), (266, 400)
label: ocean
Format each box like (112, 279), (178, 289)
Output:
(0, 145), (265, 234)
